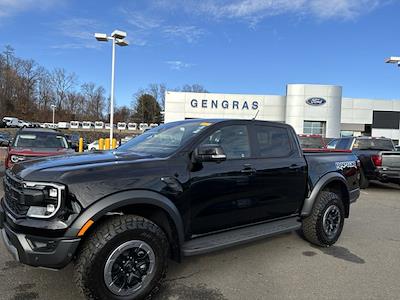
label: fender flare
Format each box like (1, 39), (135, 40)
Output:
(301, 172), (349, 217)
(66, 190), (185, 245)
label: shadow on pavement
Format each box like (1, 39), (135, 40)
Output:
(369, 181), (400, 190)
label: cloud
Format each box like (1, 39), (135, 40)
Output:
(196, 0), (382, 24)
(163, 25), (206, 43)
(52, 18), (103, 50)
(165, 60), (194, 70)
(122, 9), (162, 30)
(309, 0), (380, 19)
(0, 0), (63, 19)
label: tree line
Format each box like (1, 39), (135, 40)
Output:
(0, 45), (208, 125)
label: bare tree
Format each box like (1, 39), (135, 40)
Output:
(148, 83), (166, 109)
(81, 83), (106, 121)
(51, 68), (77, 110)
(36, 67), (54, 111)
(181, 84), (208, 93)
(114, 106), (131, 123)
(18, 58), (39, 118)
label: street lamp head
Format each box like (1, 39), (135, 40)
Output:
(95, 33), (108, 42)
(116, 39), (129, 47)
(385, 56), (400, 64)
(111, 30), (127, 39)
(50, 104), (56, 109)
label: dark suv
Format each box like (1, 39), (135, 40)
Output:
(1, 119), (360, 300)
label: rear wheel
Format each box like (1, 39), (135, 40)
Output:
(302, 191), (345, 247)
(74, 215), (169, 300)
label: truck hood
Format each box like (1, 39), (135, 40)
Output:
(10, 150), (154, 180)
(9, 147), (74, 157)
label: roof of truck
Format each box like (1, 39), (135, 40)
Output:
(18, 128), (62, 134)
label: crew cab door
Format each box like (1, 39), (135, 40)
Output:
(249, 123), (308, 218)
(189, 123), (257, 235)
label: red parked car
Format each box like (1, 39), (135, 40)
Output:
(5, 128), (75, 169)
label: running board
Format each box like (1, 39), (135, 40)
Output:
(182, 217), (301, 256)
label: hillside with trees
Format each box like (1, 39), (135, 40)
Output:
(0, 46), (208, 124)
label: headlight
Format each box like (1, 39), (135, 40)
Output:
(23, 181), (65, 219)
(10, 155), (25, 163)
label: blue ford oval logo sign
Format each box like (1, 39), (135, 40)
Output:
(306, 97), (326, 106)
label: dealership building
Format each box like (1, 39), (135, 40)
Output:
(164, 84), (400, 144)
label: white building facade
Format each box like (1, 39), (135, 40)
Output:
(164, 84), (400, 144)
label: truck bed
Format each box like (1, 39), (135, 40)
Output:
(304, 151), (359, 191)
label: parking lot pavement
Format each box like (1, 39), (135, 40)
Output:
(0, 182), (399, 300)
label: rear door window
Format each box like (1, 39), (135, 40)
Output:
(254, 125), (292, 158)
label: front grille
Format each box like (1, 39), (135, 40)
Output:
(3, 172), (30, 217)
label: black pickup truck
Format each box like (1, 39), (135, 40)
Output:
(328, 136), (400, 188)
(0, 119), (360, 300)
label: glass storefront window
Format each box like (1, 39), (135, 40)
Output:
(303, 121), (326, 136)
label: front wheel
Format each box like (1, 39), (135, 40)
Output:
(74, 215), (169, 300)
(302, 191), (345, 247)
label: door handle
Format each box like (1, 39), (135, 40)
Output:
(289, 164), (299, 169)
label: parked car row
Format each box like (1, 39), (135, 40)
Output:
(65, 121), (159, 131)
(1, 117), (38, 128)
(1, 117), (159, 131)
(297, 134), (400, 188)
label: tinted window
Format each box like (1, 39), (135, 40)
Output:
(298, 136), (325, 149)
(336, 138), (351, 150)
(372, 111), (400, 129)
(353, 138), (394, 151)
(201, 125), (250, 159)
(327, 139), (338, 149)
(255, 125), (291, 157)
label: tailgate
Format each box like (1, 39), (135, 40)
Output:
(381, 151), (400, 168)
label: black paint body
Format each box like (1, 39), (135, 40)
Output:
(0, 119), (360, 269)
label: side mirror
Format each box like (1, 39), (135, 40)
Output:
(194, 144), (227, 162)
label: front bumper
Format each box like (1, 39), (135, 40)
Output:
(0, 202), (80, 270)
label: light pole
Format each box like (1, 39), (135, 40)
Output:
(95, 30), (129, 145)
(385, 56), (400, 67)
(51, 104), (56, 125)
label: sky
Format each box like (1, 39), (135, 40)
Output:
(0, 0), (399, 107)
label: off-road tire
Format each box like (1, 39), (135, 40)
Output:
(74, 215), (169, 300)
(359, 168), (369, 189)
(302, 191), (345, 247)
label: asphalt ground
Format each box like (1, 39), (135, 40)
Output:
(0, 181), (399, 300)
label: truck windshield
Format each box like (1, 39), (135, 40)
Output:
(353, 139), (394, 151)
(13, 133), (69, 148)
(118, 121), (213, 157)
